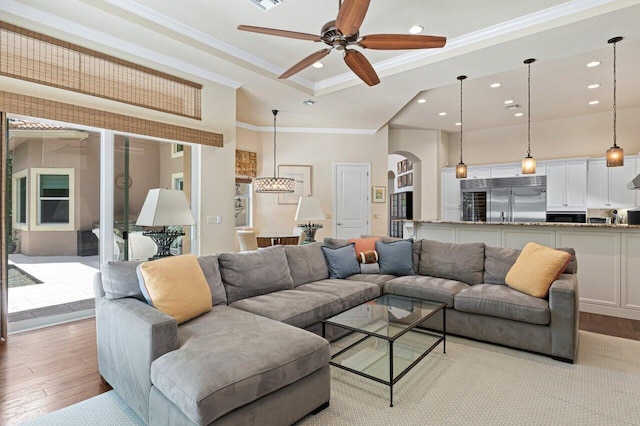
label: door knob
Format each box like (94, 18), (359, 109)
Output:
(337, 223), (343, 226)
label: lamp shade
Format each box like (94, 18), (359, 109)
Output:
(295, 196), (325, 222)
(136, 188), (195, 227)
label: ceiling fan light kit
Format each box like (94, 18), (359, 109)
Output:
(606, 36), (624, 168)
(238, 0), (446, 86)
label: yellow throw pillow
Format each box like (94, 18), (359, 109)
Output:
(505, 242), (572, 298)
(137, 254), (212, 324)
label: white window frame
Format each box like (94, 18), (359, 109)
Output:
(171, 143), (184, 158)
(172, 172), (184, 190)
(12, 169), (28, 231)
(30, 168), (75, 231)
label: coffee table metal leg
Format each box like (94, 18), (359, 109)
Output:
(389, 341), (394, 407)
(443, 309), (447, 354)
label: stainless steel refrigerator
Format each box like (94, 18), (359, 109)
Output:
(488, 176), (547, 223)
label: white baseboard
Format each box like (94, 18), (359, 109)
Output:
(580, 303), (640, 321)
(8, 309), (95, 334)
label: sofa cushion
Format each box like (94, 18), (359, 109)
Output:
(376, 239), (415, 276)
(506, 243), (571, 298)
(151, 306), (329, 425)
(100, 260), (144, 300)
(197, 255), (227, 306)
(218, 245), (294, 305)
(321, 243), (361, 279)
(454, 284), (550, 325)
(485, 246), (578, 285)
(419, 240), (485, 284)
(297, 279), (381, 310)
(384, 275), (469, 308)
(137, 255), (212, 324)
(484, 246), (520, 285)
(230, 290), (342, 329)
(346, 273), (397, 286)
(284, 242), (329, 287)
(359, 262), (380, 274)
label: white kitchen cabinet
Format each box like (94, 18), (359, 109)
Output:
(466, 166), (491, 179)
(441, 168), (460, 219)
(587, 157), (636, 208)
(490, 164), (520, 178)
(546, 160), (588, 211)
(621, 233), (640, 311)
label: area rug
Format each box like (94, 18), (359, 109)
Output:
(24, 331), (640, 425)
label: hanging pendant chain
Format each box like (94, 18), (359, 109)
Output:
(459, 78), (463, 163)
(613, 41), (617, 148)
(527, 62), (531, 157)
(273, 110), (278, 177)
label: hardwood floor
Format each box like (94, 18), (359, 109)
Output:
(1, 313), (639, 425)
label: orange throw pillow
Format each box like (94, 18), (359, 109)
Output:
(348, 237), (380, 257)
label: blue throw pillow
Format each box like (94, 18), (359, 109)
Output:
(321, 243), (361, 279)
(376, 239), (415, 276)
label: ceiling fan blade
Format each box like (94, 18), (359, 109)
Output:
(335, 0), (370, 36)
(343, 49), (380, 86)
(238, 25), (321, 42)
(359, 34), (447, 50)
(280, 49), (331, 79)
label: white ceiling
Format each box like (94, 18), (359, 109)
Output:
(2, 0), (640, 132)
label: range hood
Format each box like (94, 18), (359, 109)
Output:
(628, 174), (640, 190)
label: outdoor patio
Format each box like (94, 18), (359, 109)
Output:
(8, 253), (100, 315)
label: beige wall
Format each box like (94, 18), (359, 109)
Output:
(242, 126), (390, 240)
(2, 74), (238, 256)
(389, 128), (449, 220)
(448, 107), (640, 166)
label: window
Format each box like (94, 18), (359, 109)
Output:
(12, 169), (28, 230)
(172, 172), (184, 190)
(172, 143), (184, 158)
(30, 168), (75, 231)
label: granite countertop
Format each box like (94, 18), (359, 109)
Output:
(408, 220), (640, 229)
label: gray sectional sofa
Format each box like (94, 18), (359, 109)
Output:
(94, 238), (579, 425)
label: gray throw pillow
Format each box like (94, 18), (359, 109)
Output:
(376, 239), (415, 276)
(100, 260), (144, 300)
(420, 240), (485, 284)
(321, 243), (361, 279)
(380, 236), (422, 273)
(218, 245), (294, 305)
(284, 242), (329, 287)
(197, 255), (227, 306)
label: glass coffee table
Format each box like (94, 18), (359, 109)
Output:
(322, 294), (446, 407)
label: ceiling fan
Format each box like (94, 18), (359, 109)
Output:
(238, 0), (446, 86)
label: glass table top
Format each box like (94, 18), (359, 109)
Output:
(324, 294), (445, 341)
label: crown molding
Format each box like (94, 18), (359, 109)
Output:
(0, 0), (243, 89)
(102, 0), (315, 90)
(236, 121), (378, 135)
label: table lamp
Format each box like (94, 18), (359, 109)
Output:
(295, 196), (325, 244)
(136, 188), (195, 259)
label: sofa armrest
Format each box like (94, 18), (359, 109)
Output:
(96, 295), (178, 423)
(548, 273), (579, 362)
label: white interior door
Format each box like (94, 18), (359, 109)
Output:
(333, 162), (370, 239)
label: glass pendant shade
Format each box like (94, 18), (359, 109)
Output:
(455, 162), (467, 179)
(606, 36), (624, 167)
(255, 109), (295, 193)
(254, 176), (295, 193)
(522, 155), (536, 175)
(606, 145), (624, 167)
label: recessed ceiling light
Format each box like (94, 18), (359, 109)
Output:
(408, 25), (423, 34)
(504, 100), (514, 104)
(438, 112), (447, 116)
(455, 122), (462, 126)
(589, 100), (599, 105)
(586, 61), (601, 68)
(302, 99), (317, 106)
(490, 83), (502, 88)
(514, 113), (524, 117)
(588, 84), (600, 89)
(312, 62), (324, 69)
(417, 98), (426, 104)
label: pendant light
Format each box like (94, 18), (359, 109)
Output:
(522, 58), (536, 174)
(606, 36), (624, 167)
(254, 110), (295, 193)
(455, 75), (468, 179)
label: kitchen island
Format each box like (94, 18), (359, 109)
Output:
(404, 220), (640, 320)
